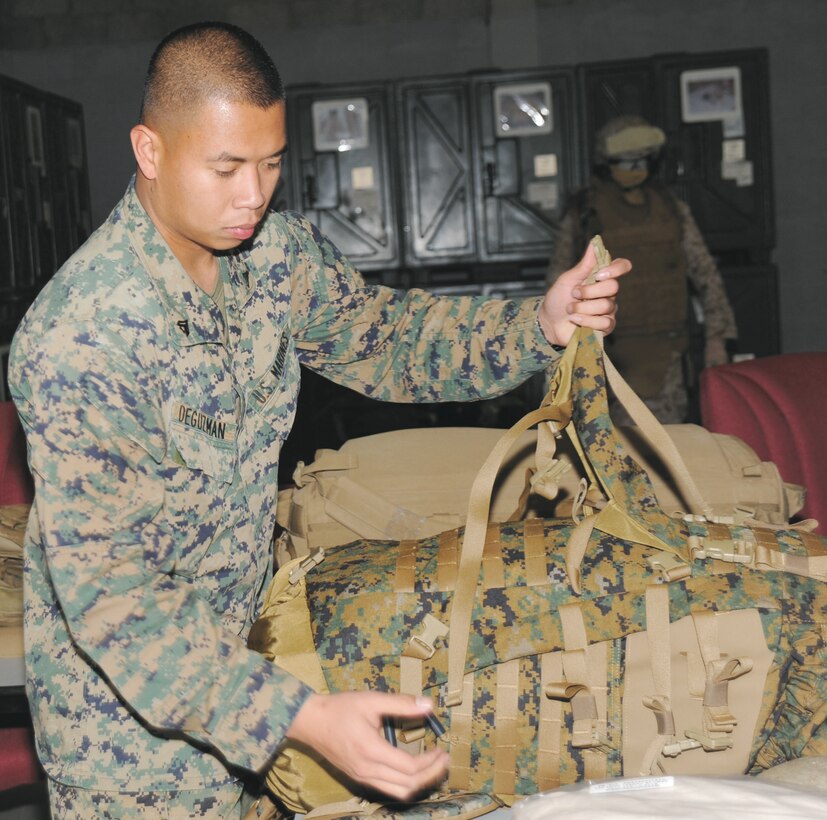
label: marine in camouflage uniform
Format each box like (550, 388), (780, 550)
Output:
(9, 23), (627, 817)
(547, 115), (737, 424)
(9, 178), (559, 813)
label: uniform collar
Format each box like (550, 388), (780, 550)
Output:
(120, 177), (227, 347)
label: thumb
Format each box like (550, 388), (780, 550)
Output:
(570, 239), (597, 280)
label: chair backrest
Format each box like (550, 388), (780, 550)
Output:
(0, 401), (33, 506)
(0, 403), (42, 792)
(700, 353), (827, 533)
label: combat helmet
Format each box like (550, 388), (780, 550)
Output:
(595, 114), (666, 164)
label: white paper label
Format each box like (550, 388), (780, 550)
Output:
(722, 138), (746, 162)
(351, 166), (375, 190)
(721, 159), (754, 186)
(534, 153), (558, 178)
(526, 180), (559, 211)
(723, 112), (745, 138)
(590, 776), (674, 794)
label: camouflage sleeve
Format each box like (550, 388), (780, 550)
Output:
(12, 322), (311, 773)
(677, 200), (738, 340)
(546, 206), (583, 285)
(282, 213), (558, 402)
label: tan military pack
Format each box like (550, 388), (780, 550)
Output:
(0, 504), (28, 659)
(251, 239), (824, 817)
(275, 424), (804, 567)
(251, 317), (826, 816)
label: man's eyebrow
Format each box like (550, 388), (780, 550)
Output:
(209, 146), (289, 163)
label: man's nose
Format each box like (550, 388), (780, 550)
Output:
(234, 167), (266, 211)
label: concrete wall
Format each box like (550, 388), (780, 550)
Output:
(0, 0), (824, 353)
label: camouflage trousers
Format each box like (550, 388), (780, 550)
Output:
(608, 350), (688, 425)
(48, 779), (289, 819)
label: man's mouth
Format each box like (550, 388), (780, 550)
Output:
(226, 224), (257, 240)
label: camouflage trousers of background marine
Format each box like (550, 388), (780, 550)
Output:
(48, 779), (290, 819)
(608, 349), (688, 426)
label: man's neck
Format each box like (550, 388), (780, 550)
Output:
(134, 174), (219, 292)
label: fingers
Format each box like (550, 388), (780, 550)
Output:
(352, 746), (449, 801)
(286, 691), (450, 802)
(585, 257), (631, 288)
(379, 693), (439, 720)
(571, 242), (631, 283)
(565, 256), (629, 334)
(567, 310), (617, 334)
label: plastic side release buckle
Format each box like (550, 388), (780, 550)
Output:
(572, 723), (612, 752)
(288, 548), (326, 584)
(684, 728), (734, 751)
(693, 538), (754, 565)
(661, 738), (702, 757)
(403, 613), (449, 661)
(646, 552), (692, 582)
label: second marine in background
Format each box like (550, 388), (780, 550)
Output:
(548, 114), (737, 424)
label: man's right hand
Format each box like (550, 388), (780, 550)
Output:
(285, 691), (450, 802)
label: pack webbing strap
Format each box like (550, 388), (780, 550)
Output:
(640, 583), (676, 775)
(691, 609), (735, 732)
(303, 797), (374, 818)
(394, 540), (417, 593)
(397, 654), (428, 756)
(446, 674), (474, 790)
(482, 525), (505, 590)
(538, 651), (563, 791)
(691, 529), (827, 583)
(557, 603), (609, 778)
(304, 793), (502, 819)
(524, 517), (548, 587)
(602, 350), (712, 519)
(446, 402), (571, 706)
(437, 530), (459, 591)
(753, 543), (827, 582)
(529, 420), (574, 504)
(324, 476), (429, 540)
(493, 659), (520, 795)
(690, 609), (752, 741)
(565, 514), (599, 594)
(399, 654), (421, 699)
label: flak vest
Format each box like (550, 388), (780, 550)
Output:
(587, 179), (688, 398)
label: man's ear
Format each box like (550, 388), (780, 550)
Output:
(130, 124), (160, 180)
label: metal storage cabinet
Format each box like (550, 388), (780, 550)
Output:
(576, 57), (659, 180)
(396, 76), (477, 267)
(45, 97), (92, 270)
(7, 85), (58, 291)
(656, 48), (774, 257)
(718, 263), (780, 358)
(0, 75), (91, 347)
(0, 85), (14, 304)
(469, 66), (580, 264)
(285, 82), (400, 272)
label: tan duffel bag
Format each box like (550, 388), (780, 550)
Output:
(275, 423), (804, 566)
(0, 504), (28, 659)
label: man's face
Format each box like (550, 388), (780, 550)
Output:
(148, 98), (287, 257)
(608, 155), (650, 190)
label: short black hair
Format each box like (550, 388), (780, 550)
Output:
(140, 21), (285, 126)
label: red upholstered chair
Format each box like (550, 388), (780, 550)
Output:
(700, 353), (827, 534)
(0, 400), (45, 796)
(0, 400), (34, 505)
